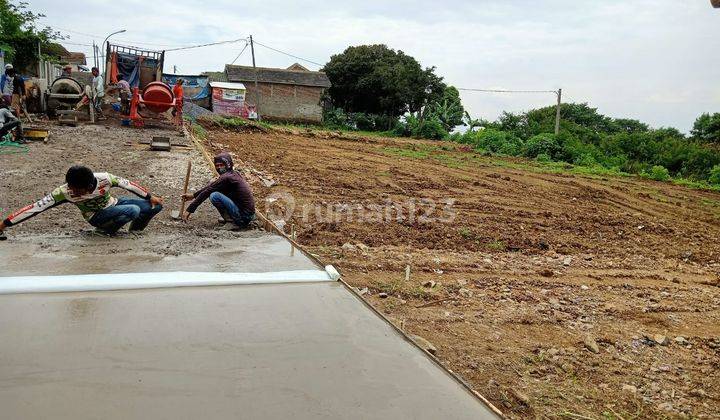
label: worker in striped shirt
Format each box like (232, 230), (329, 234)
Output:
(0, 165), (164, 236)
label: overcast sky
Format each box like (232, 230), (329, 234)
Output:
(34, 0), (719, 132)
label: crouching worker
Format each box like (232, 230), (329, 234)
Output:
(182, 152), (255, 229)
(0, 165), (164, 236)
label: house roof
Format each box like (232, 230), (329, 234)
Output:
(62, 52), (87, 65)
(224, 64), (331, 88)
(287, 63), (309, 71)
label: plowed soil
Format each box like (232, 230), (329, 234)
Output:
(203, 124), (720, 419)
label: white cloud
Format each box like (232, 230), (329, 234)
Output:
(33, 0), (720, 132)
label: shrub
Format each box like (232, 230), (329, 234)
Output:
(523, 133), (562, 159)
(391, 115), (419, 137)
(644, 165), (670, 181)
(708, 165), (720, 185)
(478, 129), (523, 155)
(323, 107), (351, 130)
(574, 153), (598, 167)
(535, 153), (552, 163)
(413, 117), (448, 140)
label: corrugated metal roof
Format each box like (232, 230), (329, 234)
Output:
(209, 81), (246, 90)
(225, 65), (331, 88)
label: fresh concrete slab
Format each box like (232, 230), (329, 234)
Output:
(0, 230), (318, 276)
(0, 281), (499, 419)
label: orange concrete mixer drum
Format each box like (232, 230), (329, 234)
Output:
(129, 82), (181, 128)
(142, 82), (175, 113)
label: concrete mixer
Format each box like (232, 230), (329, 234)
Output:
(129, 82), (182, 127)
(46, 77), (84, 116)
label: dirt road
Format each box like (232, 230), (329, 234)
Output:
(202, 123), (720, 419)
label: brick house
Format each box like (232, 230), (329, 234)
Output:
(223, 63), (331, 123)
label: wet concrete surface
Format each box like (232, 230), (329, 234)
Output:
(0, 282), (497, 419)
(1, 230), (318, 276)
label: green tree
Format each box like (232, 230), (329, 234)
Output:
(322, 44), (444, 117)
(691, 113), (720, 143)
(424, 86), (465, 131)
(613, 118), (649, 134)
(0, 0), (62, 73)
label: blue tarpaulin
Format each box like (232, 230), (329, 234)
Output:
(116, 52), (159, 88)
(161, 74), (210, 100)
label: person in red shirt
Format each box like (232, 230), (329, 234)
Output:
(171, 79), (184, 121)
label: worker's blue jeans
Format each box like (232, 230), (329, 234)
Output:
(89, 197), (163, 234)
(209, 192), (255, 227)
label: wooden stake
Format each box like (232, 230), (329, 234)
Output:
(179, 160), (192, 218)
(290, 224), (295, 256)
(405, 265), (411, 282)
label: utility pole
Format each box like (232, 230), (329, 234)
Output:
(37, 41), (41, 77)
(554, 88), (562, 135)
(92, 41), (97, 70)
(249, 35), (260, 119)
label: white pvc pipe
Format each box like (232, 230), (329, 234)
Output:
(0, 269), (336, 295)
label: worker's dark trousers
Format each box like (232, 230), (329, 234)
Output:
(209, 192), (255, 227)
(0, 120), (21, 140)
(89, 197), (163, 234)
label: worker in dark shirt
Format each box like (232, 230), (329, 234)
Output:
(182, 152), (256, 229)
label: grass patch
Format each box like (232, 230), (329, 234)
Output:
(190, 123), (207, 140)
(486, 240), (507, 251)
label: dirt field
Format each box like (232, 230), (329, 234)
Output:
(201, 123), (720, 419)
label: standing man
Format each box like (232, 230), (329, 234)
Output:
(0, 165), (163, 236)
(61, 65), (73, 77)
(114, 74), (131, 115)
(171, 78), (184, 123)
(91, 67), (105, 119)
(181, 152), (256, 230)
(0, 103), (24, 143)
(0, 64), (25, 115)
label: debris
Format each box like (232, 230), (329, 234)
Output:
(378, 292), (388, 299)
(511, 388), (531, 405)
(563, 257), (573, 266)
(416, 297), (456, 308)
(622, 384), (638, 394)
(654, 334), (669, 346)
(410, 334), (437, 355)
(689, 389), (707, 398)
(584, 335), (600, 354)
(539, 269), (554, 277)
(458, 288), (473, 298)
(341, 243), (357, 253)
(422, 280), (436, 288)
(674, 336), (688, 345)
(356, 287), (368, 296)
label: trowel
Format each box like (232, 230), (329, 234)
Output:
(171, 160), (192, 220)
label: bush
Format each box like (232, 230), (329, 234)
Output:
(478, 129), (523, 155)
(535, 153), (552, 163)
(523, 133), (562, 159)
(574, 153), (598, 167)
(644, 165), (670, 181)
(414, 117), (448, 140)
(391, 115), (419, 137)
(708, 165), (720, 185)
(323, 107), (351, 130)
